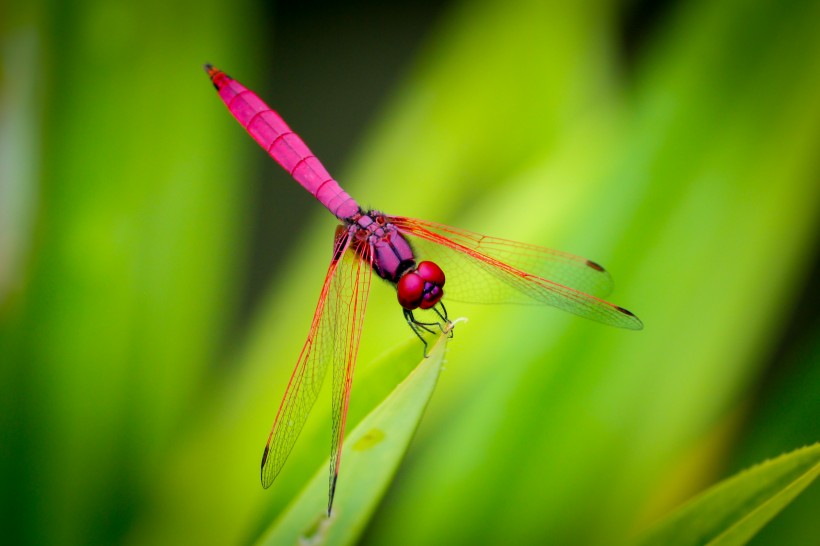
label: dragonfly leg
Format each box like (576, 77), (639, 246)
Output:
(403, 306), (455, 357)
(404, 309), (431, 357)
(414, 303), (452, 335)
(404, 308), (443, 332)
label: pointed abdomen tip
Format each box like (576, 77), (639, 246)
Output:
(204, 64), (230, 89)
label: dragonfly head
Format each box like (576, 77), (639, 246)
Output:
(397, 261), (445, 310)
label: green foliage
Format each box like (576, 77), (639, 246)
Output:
(636, 443), (820, 546)
(257, 331), (450, 546)
(1, 0), (818, 544)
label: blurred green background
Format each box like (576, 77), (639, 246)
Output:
(1, 0), (818, 544)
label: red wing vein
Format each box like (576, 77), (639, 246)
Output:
(389, 216), (615, 298)
(328, 240), (373, 512)
(391, 218), (642, 330)
(261, 231), (352, 488)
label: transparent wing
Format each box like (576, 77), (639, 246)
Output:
(260, 228), (372, 492)
(389, 216), (642, 330)
(328, 238), (373, 514)
(391, 216), (615, 297)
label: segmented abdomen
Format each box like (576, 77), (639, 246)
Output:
(207, 66), (359, 220)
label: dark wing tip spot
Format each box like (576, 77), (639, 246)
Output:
(261, 445), (269, 470)
(616, 306), (644, 330)
(328, 473), (339, 517)
(586, 260), (606, 272)
(615, 305), (635, 317)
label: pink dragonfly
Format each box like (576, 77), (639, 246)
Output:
(204, 64), (642, 515)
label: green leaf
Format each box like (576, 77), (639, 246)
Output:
(636, 443), (820, 546)
(255, 328), (453, 546)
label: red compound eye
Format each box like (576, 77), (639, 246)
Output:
(397, 272), (425, 309)
(397, 261), (445, 310)
(416, 261), (445, 286)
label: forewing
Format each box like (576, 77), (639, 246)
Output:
(391, 216), (614, 297)
(389, 216), (642, 330)
(261, 228), (356, 488)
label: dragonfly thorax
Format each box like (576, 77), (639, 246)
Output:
(351, 211), (416, 283)
(348, 211), (446, 309)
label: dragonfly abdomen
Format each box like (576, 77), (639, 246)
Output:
(205, 65), (359, 220)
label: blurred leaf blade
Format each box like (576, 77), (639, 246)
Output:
(0, 0), (256, 544)
(636, 443), (820, 546)
(255, 330), (451, 546)
(723, 326), (820, 545)
(128, 321), (440, 545)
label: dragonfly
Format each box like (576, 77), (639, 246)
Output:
(204, 64), (643, 515)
